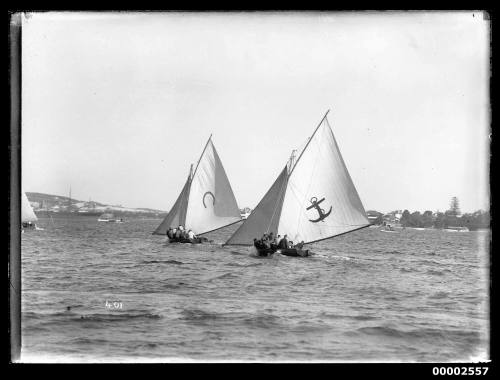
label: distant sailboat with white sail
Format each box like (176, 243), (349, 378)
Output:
(153, 135), (241, 242)
(224, 110), (370, 256)
(22, 191), (38, 230)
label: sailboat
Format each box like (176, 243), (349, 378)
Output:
(224, 110), (370, 257)
(21, 191), (38, 230)
(152, 135), (242, 243)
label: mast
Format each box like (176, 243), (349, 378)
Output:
(287, 150), (297, 175)
(288, 109), (330, 177)
(192, 134), (212, 179)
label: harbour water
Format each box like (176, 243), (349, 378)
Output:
(20, 217), (490, 362)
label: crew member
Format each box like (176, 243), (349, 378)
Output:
(278, 234), (289, 249)
(187, 229), (196, 242)
(167, 227), (174, 239)
(175, 226), (183, 240)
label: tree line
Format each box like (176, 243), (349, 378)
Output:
(398, 209), (490, 230)
(370, 197), (490, 230)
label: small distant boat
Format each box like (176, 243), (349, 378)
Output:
(380, 223), (399, 233)
(381, 223), (395, 231)
(97, 213), (124, 223)
(224, 110), (370, 257)
(22, 191), (38, 230)
(444, 226), (469, 232)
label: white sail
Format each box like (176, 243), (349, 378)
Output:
(224, 111), (369, 246)
(153, 137), (241, 236)
(152, 173), (191, 235)
(277, 115), (369, 243)
(224, 166), (289, 245)
(22, 192), (37, 223)
(185, 139), (241, 234)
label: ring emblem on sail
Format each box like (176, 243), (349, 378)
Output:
(152, 135), (241, 236)
(306, 196), (332, 223)
(203, 191), (216, 208)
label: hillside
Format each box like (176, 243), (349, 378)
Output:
(26, 192), (167, 216)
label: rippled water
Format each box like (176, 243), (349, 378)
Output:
(20, 216), (490, 362)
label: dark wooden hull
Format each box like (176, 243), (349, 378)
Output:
(168, 237), (206, 244)
(254, 246), (311, 257)
(277, 248), (311, 257)
(255, 247), (275, 256)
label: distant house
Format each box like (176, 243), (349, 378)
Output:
(366, 210), (383, 225)
(383, 210), (402, 224)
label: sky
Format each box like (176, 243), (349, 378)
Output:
(21, 11), (490, 213)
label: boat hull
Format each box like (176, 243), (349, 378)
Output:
(277, 248), (311, 257)
(255, 246), (311, 257)
(168, 237), (208, 244)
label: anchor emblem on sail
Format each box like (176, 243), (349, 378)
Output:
(306, 196), (332, 223)
(203, 191), (216, 208)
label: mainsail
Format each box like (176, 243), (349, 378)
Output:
(153, 136), (241, 235)
(22, 191), (37, 223)
(225, 110), (369, 246)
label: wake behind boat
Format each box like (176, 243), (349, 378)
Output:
(224, 110), (370, 257)
(153, 135), (241, 244)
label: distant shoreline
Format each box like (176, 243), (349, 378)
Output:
(34, 211), (166, 219)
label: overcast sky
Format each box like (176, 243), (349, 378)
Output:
(21, 11), (490, 213)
